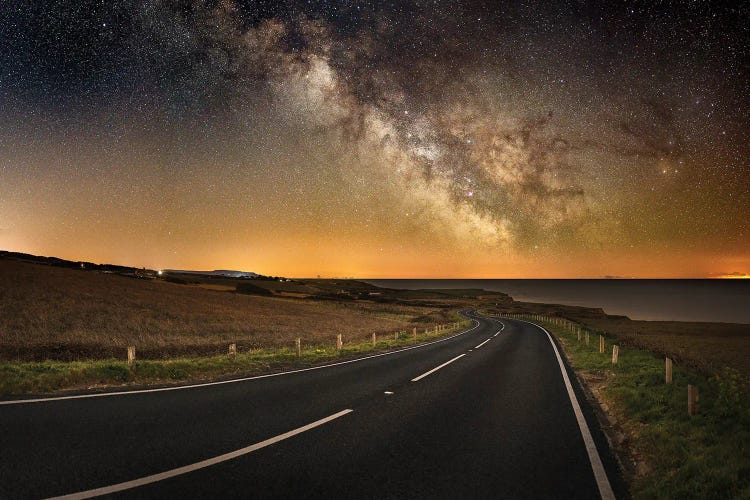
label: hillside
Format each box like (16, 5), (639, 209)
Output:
(0, 256), (502, 361)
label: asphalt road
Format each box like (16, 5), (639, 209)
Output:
(0, 311), (626, 499)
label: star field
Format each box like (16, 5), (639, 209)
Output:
(0, 1), (748, 277)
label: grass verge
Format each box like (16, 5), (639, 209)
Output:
(504, 314), (750, 499)
(0, 318), (473, 397)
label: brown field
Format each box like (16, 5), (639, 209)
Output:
(581, 317), (750, 376)
(485, 302), (750, 380)
(0, 259), (472, 361)
(4, 253), (748, 381)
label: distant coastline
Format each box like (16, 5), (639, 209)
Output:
(364, 279), (750, 324)
(3, 250), (749, 324)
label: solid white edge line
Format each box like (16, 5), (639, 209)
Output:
(474, 338), (492, 349)
(2, 317), (482, 406)
(46, 409), (354, 500)
(410, 353), (466, 382)
(498, 316), (616, 500)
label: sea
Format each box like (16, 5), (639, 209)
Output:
(362, 279), (750, 324)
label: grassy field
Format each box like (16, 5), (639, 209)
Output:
(0, 256), (495, 395)
(0, 259), (480, 362)
(577, 317), (750, 378)
(509, 314), (750, 499)
(484, 302), (750, 382)
(0, 320), (471, 396)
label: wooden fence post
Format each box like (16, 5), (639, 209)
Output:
(229, 343), (237, 356)
(372, 333), (376, 347)
(666, 358), (673, 384)
(688, 385), (699, 415)
(577, 328), (581, 341)
(585, 332), (590, 345)
(612, 345), (619, 364)
(337, 334), (343, 350)
(127, 346), (136, 369)
(296, 338), (301, 357)
(599, 335), (605, 353)
(413, 327), (417, 341)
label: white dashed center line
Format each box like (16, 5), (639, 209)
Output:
(48, 409), (354, 499)
(474, 338), (492, 349)
(411, 354), (466, 382)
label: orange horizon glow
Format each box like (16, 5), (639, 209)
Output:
(3, 240), (747, 280)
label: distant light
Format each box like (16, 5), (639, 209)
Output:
(157, 270), (163, 276)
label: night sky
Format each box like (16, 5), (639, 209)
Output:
(1, 1), (748, 277)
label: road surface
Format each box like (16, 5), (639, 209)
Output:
(0, 311), (626, 499)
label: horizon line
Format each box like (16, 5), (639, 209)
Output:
(1, 248), (748, 280)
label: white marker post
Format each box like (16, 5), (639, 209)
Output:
(336, 334), (342, 350)
(666, 358), (673, 384)
(229, 343), (237, 356)
(127, 346), (136, 369)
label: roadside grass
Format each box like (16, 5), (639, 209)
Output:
(0, 318), (473, 397)
(574, 317), (750, 381)
(510, 315), (750, 499)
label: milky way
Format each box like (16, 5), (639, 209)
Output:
(0, 1), (748, 277)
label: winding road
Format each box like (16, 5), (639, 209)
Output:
(0, 312), (626, 499)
